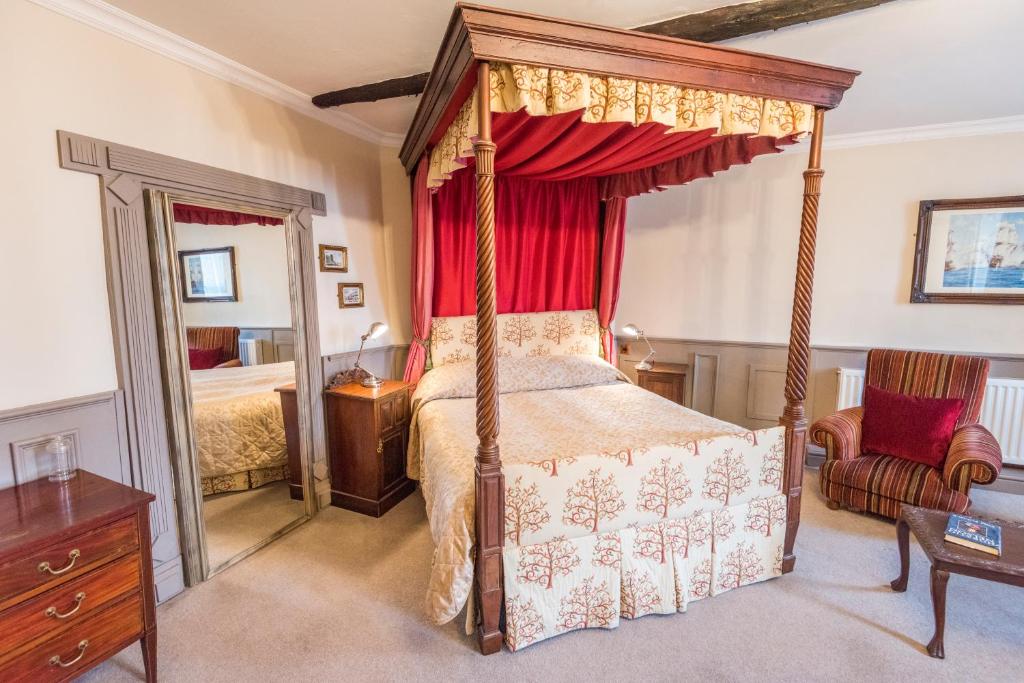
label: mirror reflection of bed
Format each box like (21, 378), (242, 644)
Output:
(173, 201), (306, 573)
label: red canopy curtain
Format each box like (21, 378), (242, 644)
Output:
(172, 203), (283, 226)
(402, 156), (434, 383)
(433, 171), (600, 317)
(598, 197), (627, 365)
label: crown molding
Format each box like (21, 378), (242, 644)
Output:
(27, 0), (406, 147)
(785, 114), (1024, 153)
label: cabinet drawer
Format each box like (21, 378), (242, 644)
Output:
(0, 592), (143, 682)
(379, 391), (407, 432)
(0, 554), (141, 662)
(0, 516), (138, 610)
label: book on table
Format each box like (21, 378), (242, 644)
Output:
(944, 513), (1002, 556)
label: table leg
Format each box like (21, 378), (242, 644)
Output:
(890, 517), (910, 592)
(141, 628), (157, 682)
(926, 566), (949, 659)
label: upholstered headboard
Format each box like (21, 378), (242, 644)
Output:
(429, 309), (601, 367)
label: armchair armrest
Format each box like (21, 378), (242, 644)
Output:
(214, 358), (243, 369)
(810, 407), (863, 462)
(943, 423), (1002, 493)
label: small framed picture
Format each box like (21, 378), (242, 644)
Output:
(338, 282), (365, 308)
(178, 247), (237, 302)
(911, 196), (1024, 304)
(319, 244), (348, 272)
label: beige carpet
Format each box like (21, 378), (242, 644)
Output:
(84, 471), (1022, 682)
(202, 481), (306, 570)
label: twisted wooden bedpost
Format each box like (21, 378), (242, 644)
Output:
(780, 107), (825, 574)
(472, 61), (505, 655)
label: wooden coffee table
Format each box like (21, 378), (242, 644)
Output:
(890, 506), (1024, 658)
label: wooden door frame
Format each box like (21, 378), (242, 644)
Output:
(57, 131), (329, 593)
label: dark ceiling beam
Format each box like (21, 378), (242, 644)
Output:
(312, 0), (894, 108)
(636, 0), (895, 42)
(312, 72), (429, 108)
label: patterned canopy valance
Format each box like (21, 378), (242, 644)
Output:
(427, 62), (816, 188)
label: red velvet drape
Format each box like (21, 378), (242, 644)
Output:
(403, 156), (434, 383)
(598, 197), (627, 364)
(433, 172), (600, 317)
(173, 203), (283, 226)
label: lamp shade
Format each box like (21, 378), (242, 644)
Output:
(364, 322), (388, 341)
(622, 323), (642, 337)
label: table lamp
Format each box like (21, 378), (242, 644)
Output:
(622, 323), (655, 371)
(354, 322), (388, 388)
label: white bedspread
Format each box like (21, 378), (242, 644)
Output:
(190, 361), (296, 479)
(409, 356), (748, 625)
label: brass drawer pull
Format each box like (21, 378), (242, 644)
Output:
(39, 549), (81, 575)
(377, 439), (383, 455)
(45, 591), (86, 619)
(50, 640), (89, 668)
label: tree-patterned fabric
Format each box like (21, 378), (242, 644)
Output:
(429, 309), (601, 367)
(407, 356), (786, 640)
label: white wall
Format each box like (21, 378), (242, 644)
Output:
(0, 1), (409, 411)
(175, 222), (292, 328)
(618, 132), (1024, 354)
(618, 0), (1024, 356)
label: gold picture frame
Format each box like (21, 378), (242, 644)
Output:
(319, 244), (348, 272)
(338, 282), (365, 308)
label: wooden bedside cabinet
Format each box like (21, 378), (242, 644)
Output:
(636, 362), (689, 406)
(0, 471), (157, 682)
(325, 380), (415, 517)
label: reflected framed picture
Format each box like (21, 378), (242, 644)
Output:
(178, 247), (238, 302)
(319, 244), (348, 272)
(338, 282), (364, 308)
(911, 196), (1024, 304)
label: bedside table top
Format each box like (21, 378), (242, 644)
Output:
(325, 379), (408, 401)
(636, 362), (689, 375)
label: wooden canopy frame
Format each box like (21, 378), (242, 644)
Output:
(401, 3), (858, 654)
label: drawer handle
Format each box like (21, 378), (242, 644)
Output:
(45, 591), (86, 619)
(49, 640), (89, 668)
(39, 549), (81, 575)
(377, 439), (383, 455)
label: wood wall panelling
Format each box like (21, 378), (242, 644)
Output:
(747, 365), (788, 422)
(0, 392), (129, 489)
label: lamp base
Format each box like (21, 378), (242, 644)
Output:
(635, 360), (653, 371)
(360, 375), (383, 389)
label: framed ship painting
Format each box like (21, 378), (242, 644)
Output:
(911, 196), (1024, 304)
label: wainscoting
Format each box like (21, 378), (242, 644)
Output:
(617, 336), (1024, 489)
(239, 327), (296, 364)
(0, 391), (184, 601)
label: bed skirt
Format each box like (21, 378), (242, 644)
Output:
(503, 494), (785, 651)
(201, 464), (290, 496)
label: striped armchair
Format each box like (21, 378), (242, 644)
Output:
(811, 349), (1002, 520)
(185, 326), (242, 369)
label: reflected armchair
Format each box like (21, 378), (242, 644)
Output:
(185, 326), (242, 369)
(811, 349), (1002, 520)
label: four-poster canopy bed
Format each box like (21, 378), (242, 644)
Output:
(398, 3), (858, 654)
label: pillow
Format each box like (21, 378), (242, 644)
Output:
(861, 385), (964, 468)
(188, 346), (223, 370)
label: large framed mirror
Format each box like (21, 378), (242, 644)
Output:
(147, 193), (316, 579)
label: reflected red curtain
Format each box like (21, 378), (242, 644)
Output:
(598, 198), (627, 365)
(433, 172), (600, 317)
(173, 203), (283, 226)
(403, 156), (434, 383)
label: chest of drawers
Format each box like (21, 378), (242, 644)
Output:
(0, 471), (156, 682)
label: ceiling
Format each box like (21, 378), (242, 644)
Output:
(103, 0), (1024, 140)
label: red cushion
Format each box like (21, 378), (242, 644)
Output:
(188, 346), (223, 370)
(861, 385), (964, 468)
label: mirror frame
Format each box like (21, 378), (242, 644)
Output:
(57, 130), (330, 592)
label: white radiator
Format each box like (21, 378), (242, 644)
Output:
(835, 368), (1024, 467)
(239, 338), (263, 366)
